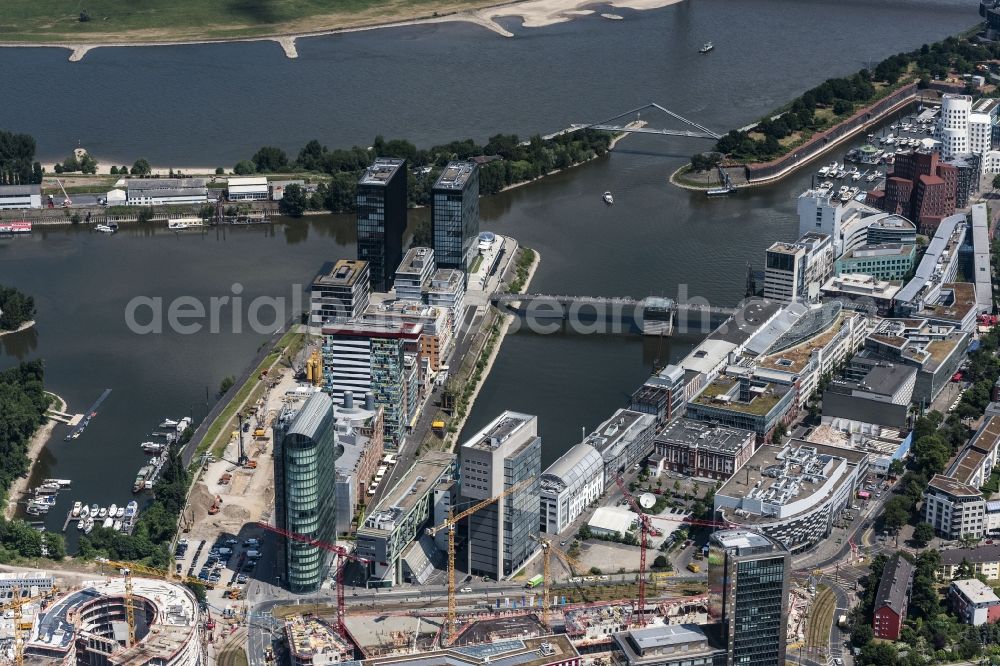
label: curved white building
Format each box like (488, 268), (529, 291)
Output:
(938, 94), (972, 159)
(540, 442), (605, 534)
(25, 576), (202, 666)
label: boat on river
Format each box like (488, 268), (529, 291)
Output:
(603, 191), (614, 204)
(700, 42), (714, 53)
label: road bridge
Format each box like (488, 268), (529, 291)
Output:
(490, 293), (737, 336)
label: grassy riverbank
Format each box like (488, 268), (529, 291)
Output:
(0, 0), (495, 43)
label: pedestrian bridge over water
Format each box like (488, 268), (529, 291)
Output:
(489, 293), (737, 336)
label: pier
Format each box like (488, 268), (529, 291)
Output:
(65, 388), (112, 439)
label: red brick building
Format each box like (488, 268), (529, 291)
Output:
(873, 555), (914, 640)
(873, 151), (959, 234)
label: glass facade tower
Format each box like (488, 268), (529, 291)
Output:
(708, 530), (790, 666)
(432, 161), (480, 275)
(357, 158), (407, 293)
(272, 392), (339, 593)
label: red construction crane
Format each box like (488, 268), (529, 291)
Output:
(257, 522), (370, 639)
(616, 475), (652, 627)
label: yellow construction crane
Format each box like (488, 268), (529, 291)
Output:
(426, 476), (535, 642)
(530, 536), (583, 630)
(101, 560), (214, 646)
(5, 587), (47, 666)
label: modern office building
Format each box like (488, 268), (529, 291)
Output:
(686, 372), (796, 444)
(821, 360), (916, 429)
(873, 554), (914, 640)
(0, 184), (41, 209)
(612, 624), (726, 666)
(321, 320), (423, 447)
(272, 392), (339, 593)
(865, 214), (917, 246)
(762, 232), (833, 304)
(938, 93), (973, 159)
(582, 409), (657, 484)
(357, 158), (407, 292)
(630, 364), (687, 426)
(652, 419), (754, 481)
(708, 530), (790, 666)
(539, 442), (605, 534)
(395, 247), (436, 302)
(310, 259), (372, 326)
(432, 161), (480, 274)
(425, 268), (467, 337)
(356, 450), (455, 586)
(820, 273), (901, 315)
(834, 243), (916, 281)
(460, 411), (541, 579)
(873, 151), (957, 233)
(332, 393), (384, 534)
(715, 441), (868, 552)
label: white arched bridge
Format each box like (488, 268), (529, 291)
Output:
(546, 102), (724, 141)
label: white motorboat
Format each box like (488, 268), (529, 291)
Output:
(699, 42), (714, 53)
(603, 191), (614, 205)
(83, 517), (94, 534)
(125, 501), (138, 519)
(109, 503), (118, 518)
(115, 506), (125, 518)
(159, 419), (179, 428)
(113, 520), (122, 531)
(79, 505), (90, 519)
(43, 479), (72, 487)
(98, 507), (108, 518)
(94, 224), (116, 233)
(71, 501), (82, 517)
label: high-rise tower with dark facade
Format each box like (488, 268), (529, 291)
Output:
(357, 158), (407, 292)
(432, 161), (479, 276)
(708, 530), (790, 666)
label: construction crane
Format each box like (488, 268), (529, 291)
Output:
(529, 536), (583, 630)
(51, 177), (71, 207)
(256, 522), (370, 640)
(426, 476), (535, 642)
(616, 475), (653, 627)
(101, 559), (222, 645)
(5, 588), (46, 666)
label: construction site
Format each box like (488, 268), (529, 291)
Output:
(1, 570), (205, 666)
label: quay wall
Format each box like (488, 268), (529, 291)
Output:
(736, 82), (919, 186)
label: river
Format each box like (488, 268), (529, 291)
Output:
(0, 0), (979, 534)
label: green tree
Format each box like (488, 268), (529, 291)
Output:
(278, 184), (307, 217)
(233, 160), (256, 176)
(913, 522), (935, 547)
(859, 641), (897, 666)
(993, 173), (1000, 190)
(411, 219), (432, 247)
(883, 496), (911, 530)
(131, 158), (151, 176)
(218, 375), (235, 398)
(652, 555), (668, 569)
(852, 624), (874, 648)
(0, 286), (36, 331)
(251, 146), (289, 173)
(215, 167), (225, 175)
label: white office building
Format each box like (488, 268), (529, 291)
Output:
(539, 443), (605, 535)
(395, 247), (436, 302)
(938, 94), (973, 159)
(762, 232), (832, 304)
(125, 178), (208, 206)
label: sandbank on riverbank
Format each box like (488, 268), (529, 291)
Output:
(5, 392), (66, 521)
(0, 0), (683, 61)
